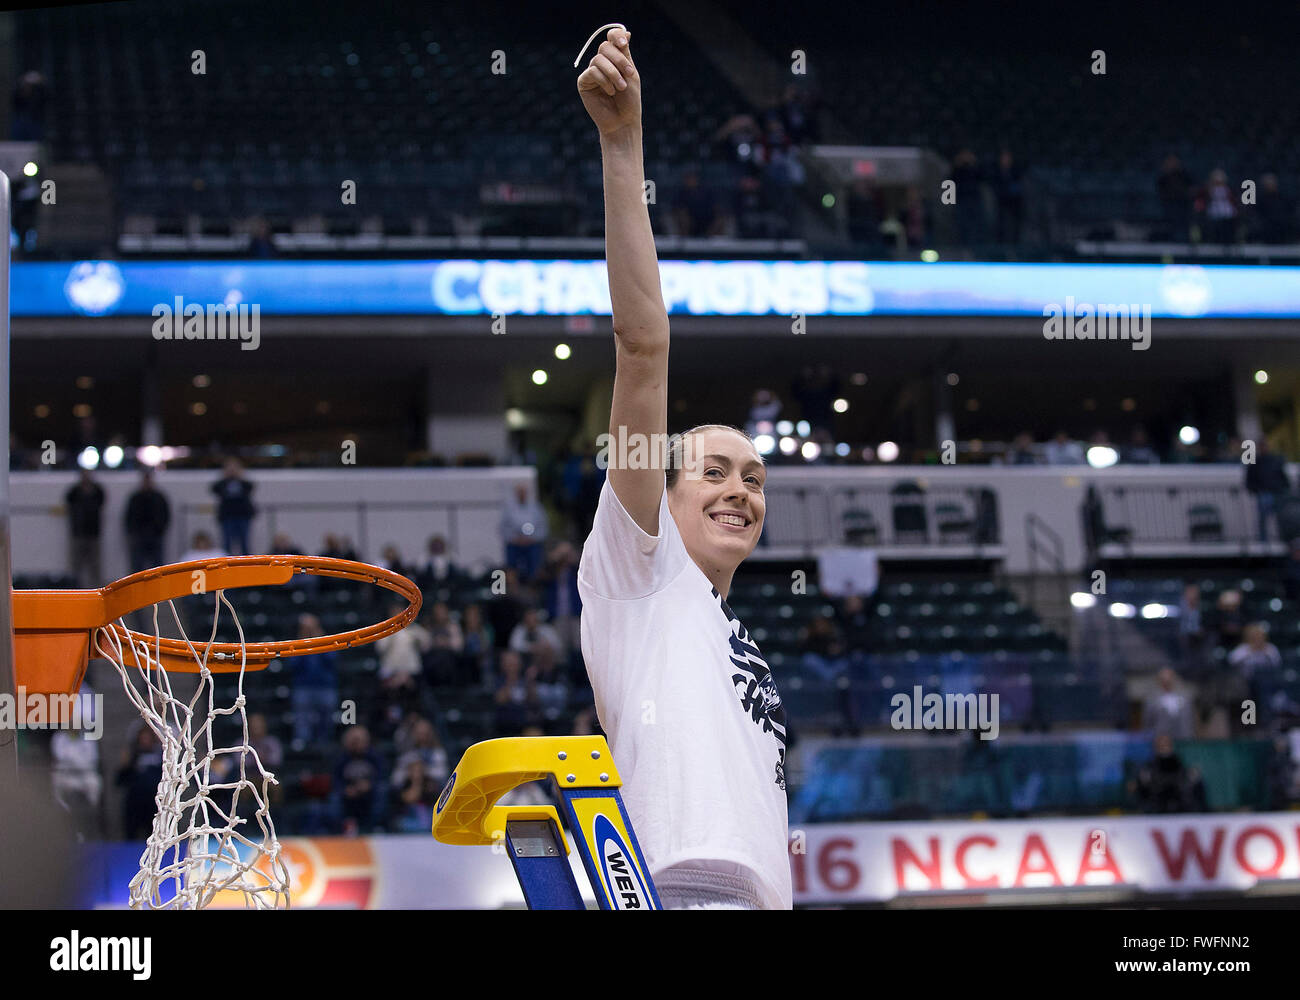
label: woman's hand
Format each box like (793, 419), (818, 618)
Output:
(577, 28), (639, 136)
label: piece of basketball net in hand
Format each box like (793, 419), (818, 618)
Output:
(575, 24), (640, 135)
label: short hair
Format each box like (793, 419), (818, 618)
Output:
(665, 424), (761, 490)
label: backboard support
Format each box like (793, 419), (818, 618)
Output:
(0, 171), (16, 781)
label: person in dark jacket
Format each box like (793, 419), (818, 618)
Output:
(1245, 439), (1293, 542)
(124, 470), (171, 573)
(211, 458), (256, 555)
(65, 469), (105, 588)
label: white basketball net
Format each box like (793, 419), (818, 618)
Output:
(93, 589), (290, 909)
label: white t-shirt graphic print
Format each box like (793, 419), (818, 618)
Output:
(577, 477), (792, 910)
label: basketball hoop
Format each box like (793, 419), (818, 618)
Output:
(12, 555), (422, 909)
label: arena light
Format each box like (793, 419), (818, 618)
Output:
(531, 369), (548, 385)
(877, 441), (900, 463)
(801, 441), (821, 461)
(1070, 592), (1097, 610)
(796, 420), (811, 437)
(835, 442), (850, 457)
(778, 436), (798, 456)
(554, 343), (571, 360)
(1178, 425), (1200, 445)
(755, 420), (774, 435)
(833, 398), (849, 413)
(776, 420), (794, 436)
(753, 433), (776, 456)
(1108, 602), (1137, 619)
(1141, 603), (1169, 619)
(821, 193), (835, 208)
(1254, 369), (1269, 384)
(77, 446), (100, 470)
(1086, 445), (1119, 469)
(103, 445), (125, 468)
(138, 445), (163, 467)
(920, 249), (940, 263)
(23, 161), (38, 177)
(505, 408), (525, 428)
(192, 374), (211, 388)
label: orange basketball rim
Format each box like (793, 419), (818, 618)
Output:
(12, 555), (422, 696)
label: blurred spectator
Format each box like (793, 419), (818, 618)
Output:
(791, 363), (839, 438)
(992, 148), (1025, 244)
(416, 534), (466, 589)
(377, 602), (432, 719)
(901, 185), (928, 249)
(320, 533), (359, 561)
(390, 717), (449, 832)
(1043, 430), (1085, 466)
(1005, 432), (1039, 465)
(800, 613), (849, 683)
(528, 640), (570, 719)
(51, 712), (101, 839)
(951, 148), (986, 246)
(1284, 539), (1300, 602)
(1155, 154), (1193, 241)
(1177, 584), (1208, 676)
(572, 703), (602, 738)
(124, 470), (171, 574)
(180, 530), (225, 562)
(116, 725), (163, 840)
(509, 606), (561, 667)
(537, 541), (582, 663)
(379, 543), (415, 580)
(486, 566), (528, 652)
(1245, 438), (1293, 542)
(211, 458), (256, 555)
(247, 216), (277, 257)
(672, 169), (722, 237)
(1131, 732), (1207, 813)
(779, 83), (820, 144)
(1212, 589), (1245, 649)
(1143, 668), (1195, 740)
(494, 649), (538, 736)
(421, 602), (463, 685)
(833, 593), (873, 647)
(501, 481), (549, 582)
(270, 532), (301, 554)
(1250, 173), (1295, 244)
(65, 469), (105, 588)
(1196, 168), (1238, 244)
(1265, 734), (1296, 809)
(289, 614), (338, 750)
(1228, 623), (1281, 686)
(846, 178), (882, 247)
(247, 712), (283, 804)
(714, 111), (762, 168)
(331, 726), (386, 835)
(745, 388), (782, 438)
(11, 70), (47, 141)
(458, 603), (496, 687)
(1122, 427), (1160, 465)
(733, 168), (776, 239)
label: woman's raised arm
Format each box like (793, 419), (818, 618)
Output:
(577, 27), (669, 535)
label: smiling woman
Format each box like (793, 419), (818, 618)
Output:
(574, 25), (791, 911)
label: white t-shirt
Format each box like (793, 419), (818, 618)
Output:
(578, 477), (792, 910)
